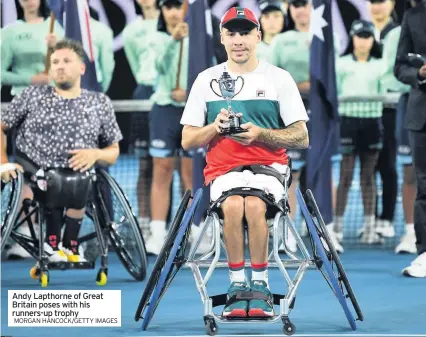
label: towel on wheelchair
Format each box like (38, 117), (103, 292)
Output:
(210, 163), (290, 203)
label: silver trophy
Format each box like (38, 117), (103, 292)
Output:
(210, 71), (246, 135)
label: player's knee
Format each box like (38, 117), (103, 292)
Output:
(221, 195), (244, 221)
(66, 208), (85, 218)
(244, 196), (266, 221)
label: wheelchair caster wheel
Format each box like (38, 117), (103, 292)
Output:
(204, 316), (218, 336)
(40, 272), (49, 288)
(283, 320), (296, 335)
(30, 266), (40, 280)
(96, 269), (108, 286)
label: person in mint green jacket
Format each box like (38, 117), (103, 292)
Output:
(257, 0), (286, 63)
(122, 0), (160, 239)
(332, 20), (385, 252)
(144, 0), (192, 256)
(1, 0), (63, 97)
(88, 8), (115, 93)
(1, 0), (63, 260)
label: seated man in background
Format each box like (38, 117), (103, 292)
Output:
(0, 39), (123, 263)
(181, 7), (308, 318)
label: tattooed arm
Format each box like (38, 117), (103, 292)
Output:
(229, 120), (309, 149)
(257, 121), (309, 149)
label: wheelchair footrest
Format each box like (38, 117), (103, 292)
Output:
(210, 293), (286, 307)
(48, 261), (95, 270)
(219, 315), (278, 321)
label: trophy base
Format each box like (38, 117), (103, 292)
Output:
(220, 127), (248, 136)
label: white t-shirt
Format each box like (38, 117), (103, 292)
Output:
(181, 60), (308, 128)
(180, 60), (308, 184)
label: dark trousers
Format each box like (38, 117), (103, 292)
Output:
(376, 108), (398, 221)
(409, 128), (426, 255)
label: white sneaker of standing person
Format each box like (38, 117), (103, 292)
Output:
(375, 219), (395, 238)
(402, 252), (426, 278)
(190, 223), (213, 254)
(6, 224), (34, 259)
(145, 220), (167, 255)
(326, 223), (344, 254)
(279, 229), (298, 253)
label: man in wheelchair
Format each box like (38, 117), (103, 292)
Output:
(180, 7), (309, 318)
(1, 39), (122, 263)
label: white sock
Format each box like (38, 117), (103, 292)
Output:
(149, 220), (166, 234)
(364, 215), (375, 229)
(327, 223), (335, 233)
(334, 216), (343, 233)
(252, 269), (269, 286)
(229, 269), (246, 283)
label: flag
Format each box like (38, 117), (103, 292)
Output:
(331, 0), (370, 55)
(307, 0), (339, 225)
(187, 0), (215, 225)
(48, 0), (101, 91)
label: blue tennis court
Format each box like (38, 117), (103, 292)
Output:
(1, 251), (426, 336)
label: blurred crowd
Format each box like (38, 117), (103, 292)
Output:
(1, 0), (416, 260)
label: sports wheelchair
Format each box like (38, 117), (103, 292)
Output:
(135, 164), (364, 335)
(1, 167), (147, 287)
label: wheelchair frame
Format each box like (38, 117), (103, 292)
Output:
(1, 168), (148, 287)
(135, 165), (363, 335)
(186, 169), (313, 334)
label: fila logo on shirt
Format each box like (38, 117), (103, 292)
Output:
(256, 89), (265, 98)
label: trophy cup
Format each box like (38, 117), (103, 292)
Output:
(210, 71), (246, 135)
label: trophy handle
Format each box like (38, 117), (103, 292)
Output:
(234, 76), (245, 97)
(210, 79), (223, 98)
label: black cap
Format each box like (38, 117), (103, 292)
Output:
(259, 0), (286, 13)
(158, 0), (183, 7)
(366, 0), (388, 3)
(350, 19), (375, 37)
(287, 0), (309, 6)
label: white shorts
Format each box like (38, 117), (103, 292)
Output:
(210, 169), (285, 202)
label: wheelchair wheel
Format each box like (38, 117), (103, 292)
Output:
(1, 173), (23, 252)
(96, 169), (148, 281)
(135, 189), (203, 331)
(134, 189), (191, 323)
(296, 188), (363, 331)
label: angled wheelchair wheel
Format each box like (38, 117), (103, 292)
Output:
(134, 189), (192, 324)
(1, 172), (23, 252)
(95, 169), (148, 281)
(296, 188), (363, 331)
(135, 189), (203, 331)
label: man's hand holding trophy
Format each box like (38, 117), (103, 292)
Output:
(211, 70), (262, 145)
(210, 71), (246, 135)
